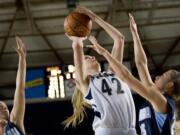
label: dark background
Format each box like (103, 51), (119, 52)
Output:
(8, 94), (145, 135)
(9, 99), (95, 135)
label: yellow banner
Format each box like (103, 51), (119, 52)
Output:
(26, 78), (44, 88)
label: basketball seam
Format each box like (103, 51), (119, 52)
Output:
(71, 13), (90, 32)
(67, 14), (80, 37)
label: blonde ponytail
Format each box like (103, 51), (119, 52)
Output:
(63, 87), (91, 128)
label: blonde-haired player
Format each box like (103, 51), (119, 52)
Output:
(63, 7), (136, 135)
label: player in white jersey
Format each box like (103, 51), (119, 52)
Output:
(63, 7), (137, 135)
(0, 37), (26, 135)
(84, 72), (136, 135)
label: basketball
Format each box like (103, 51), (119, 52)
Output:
(64, 12), (92, 37)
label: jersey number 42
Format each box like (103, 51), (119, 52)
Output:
(101, 78), (124, 95)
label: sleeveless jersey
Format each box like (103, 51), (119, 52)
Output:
(4, 121), (24, 135)
(84, 72), (136, 135)
(138, 94), (176, 135)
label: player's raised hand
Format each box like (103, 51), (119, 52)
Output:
(75, 6), (95, 21)
(88, 36), (107, 55)
(15, 36), (26, 58)
(129, 13), (137, 33)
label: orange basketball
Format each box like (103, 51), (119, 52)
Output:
(64, 12), (92, 37)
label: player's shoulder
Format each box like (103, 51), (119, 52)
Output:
(164, 94), (176, 112)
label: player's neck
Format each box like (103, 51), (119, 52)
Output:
(0, 120), (7, 135)
(0, 126), (5, 135)
(88, 67), (101, 76)
(89, 70), (99, 76)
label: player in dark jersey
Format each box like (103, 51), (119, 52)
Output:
(0, 37), (26, 135)
(88, 14), (180, 135)
(129, 13), (179, 135)
(63, 7), (136, 135)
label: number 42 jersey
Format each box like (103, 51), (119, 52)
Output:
(84, 72), (136, 135)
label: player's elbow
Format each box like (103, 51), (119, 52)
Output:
(116, 34), (125, 42)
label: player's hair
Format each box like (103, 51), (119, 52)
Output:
(63, 86), (90, 128)
(169, 70), (180, 97)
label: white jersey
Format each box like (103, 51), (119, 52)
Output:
(84, 72), (136, 135)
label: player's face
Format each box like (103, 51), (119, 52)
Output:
(155, 71), (173, 93)
(84, 55), (100, 74)
(0, 101), (9, 122)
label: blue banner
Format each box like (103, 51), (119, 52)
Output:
(25, 69), (46, 99)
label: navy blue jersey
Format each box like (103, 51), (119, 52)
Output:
(138, 94), (176, 135)
(4, 121), (24, 135)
